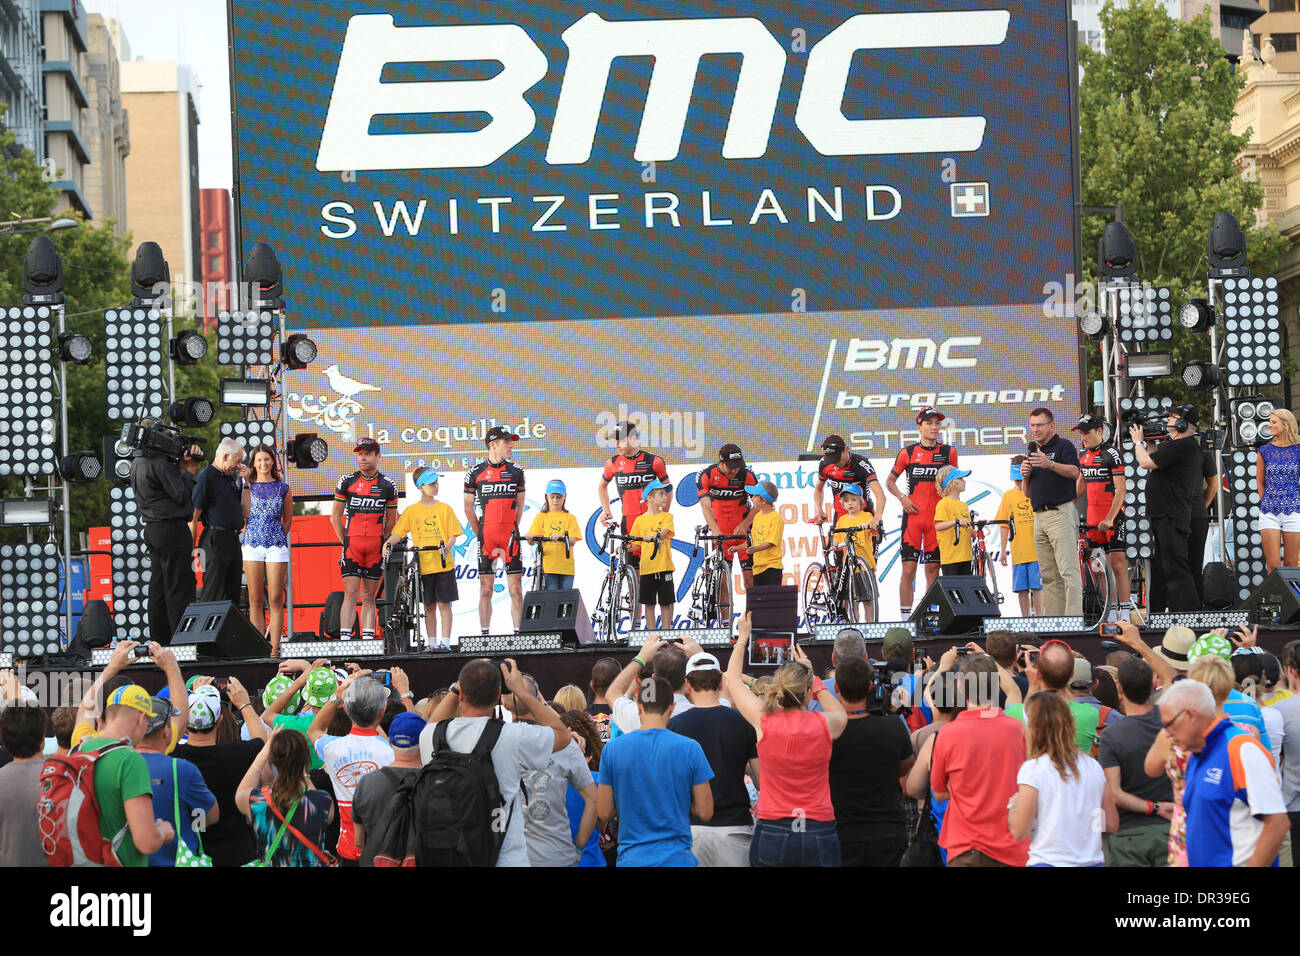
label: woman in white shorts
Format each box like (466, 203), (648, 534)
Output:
(1257, 408), (1300, 572)
(241, 444), (292, 654)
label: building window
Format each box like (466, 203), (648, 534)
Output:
(1275, 32), (1299, 51)
(209, 256), (223, 273)
(1273, 0), (1297, 11)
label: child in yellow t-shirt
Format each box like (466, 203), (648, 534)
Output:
(629, 480), (675, 629)
(831, 484), (877, 621)
(526, 479), (582, 590)
(384, 467), (462, 643)
(932, 466), (973, 575)
(995, 455), (1043, 616)
(749, 481), (785, 586)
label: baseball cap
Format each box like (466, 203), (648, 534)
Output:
(641, 478), (673, 501)
(546, 479), (566, 496)
(1069, 657), (1093, 690)
(820, 434), (846, 453)
(1072, 414), (1105, 432)
(145, 696), (178, 736)
(916, 407), (945, 425)
(388, 712), (426, 749)
(188, 692), (221, 732)
(354, 437), (380, 453)
(882, 627), (913, 660)
(485, 425), (520, 445)
(1188, 633), (1233, 663)
(414, 468), (440, 487)
(685, 652), (721, 675)
(302, 667), (339, 710)
(939, 468), (971, 491)
(840, 483), (864, 497)
(612, 421), (638, 441)
(106, 685), (158, 719)
(1155, 626), (1196, 672)
(719, 444), (745, 467)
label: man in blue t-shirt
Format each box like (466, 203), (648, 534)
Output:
(136, 696), (217, 866)
(597, 676), (714, 866)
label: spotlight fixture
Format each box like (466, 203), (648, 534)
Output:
(58, 451), (102, 483)
(168, 396), (214, 426)
(21, 236), (64, 302)
(1207, 212), (1247, 273)
(220, 378), (271, 407)
(1120, 350), (1173, 380)
(168, 329), (208, 365)
(1115, 285), (1173, 343)
(0, 498), (55, 526)
(1181, 360), (1221, 391)
(57, 331), (93, 365)
(1098, 222), (1137, 279)
(129, 242), (169, 302)
(281, 333), (317, 369)
(1078, 309), (1109, 341)
(1226, 448), (1269, 600)
(108, 484), (149, 634)
(1177, 298), (1215, 333)
(103, 434), (132, 482)
(1230, 396), (1277, 447)
(1117, 396), (1161, 562)
(287, 432), (328, 469)
(246, 242), (283, 309)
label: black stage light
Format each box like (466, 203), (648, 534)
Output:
(168, 396), (214, 426)
(1181, 360), (1221, 391)
(1208, 212), (1247, 273)
(287, 433), (328, 469)
(59, 451), (102, 482)
(1099, 222), (1137, 279)
(1079, 309), (1109, 341)
(22, 237), (64, 298)
(1178, 298), (1215, 333)
(282, 333), (317, 369)
(246, 242), (283, 308)
(130, 242), (169, 301)
(169, 329), (208, 365)
(57, 331), (93, 364)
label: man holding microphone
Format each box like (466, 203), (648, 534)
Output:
(1021, 407), (1082, 616)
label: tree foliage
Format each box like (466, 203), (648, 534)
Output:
(1079, 0), (1290, 405)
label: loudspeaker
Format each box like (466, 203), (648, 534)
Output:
(1240, 568), (1300, 627)
(67, 599), (114, 662)
(521, 589), (597, 646)
(171, 600), (272, 658)
(747, 585), (798, 630)
(1201, 562), (1235, 611)
(910, 576), (1001, 635)
(320, 590), (345, 639)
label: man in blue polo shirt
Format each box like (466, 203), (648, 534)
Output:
(1162, 679), (1289, 867)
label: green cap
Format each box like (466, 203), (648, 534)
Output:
(262, 674), (301, 714)
(882, 627), (913, 659)
(1188, 633), (1233, 663)
(302, 667), (338, 710)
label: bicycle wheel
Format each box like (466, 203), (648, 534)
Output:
(977, 552), (1002, 607)
(852, 557), (879, 624)
(613, 566), (639, 639)
(1080, 547), (1113, 628)
(590, 571), (614, 641)
(802, 562), (833, 627)
(688, 564), (714, 626)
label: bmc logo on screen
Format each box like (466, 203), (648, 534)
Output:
(315, 10), (1009, 172)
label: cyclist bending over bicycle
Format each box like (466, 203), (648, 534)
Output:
(696, 444), (759, 624)
(831, 484), (878, 622)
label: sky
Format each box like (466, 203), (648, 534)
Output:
(84, 0), (233, 190)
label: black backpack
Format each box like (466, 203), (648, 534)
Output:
(411, 719), (510, 867)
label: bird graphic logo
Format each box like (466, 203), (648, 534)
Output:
(286, 364), (382, 435)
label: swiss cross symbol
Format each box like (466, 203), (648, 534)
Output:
(950, 182), (990, 218)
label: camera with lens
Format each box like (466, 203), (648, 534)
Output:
(1120, 409), (1168, 440)
(867, 658), (912, 716)
(118, 419), (205, 463)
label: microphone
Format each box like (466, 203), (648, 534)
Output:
(1027, 441), (1038, 455)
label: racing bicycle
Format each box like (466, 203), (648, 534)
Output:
(964, 515), (1012, 607)
(801, 520), (880, 627)
(589, 521), (661, 642)
(687, 527), (752, 628)
(382, 542), (448, 653)
(1079, 522), (1118, 629)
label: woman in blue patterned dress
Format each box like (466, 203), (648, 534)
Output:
(241, 445), (292, 654)
(1257, 409), (1300, 573)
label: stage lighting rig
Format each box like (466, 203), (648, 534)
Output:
(1078, 308), (1109, 341)
(282, 333), (316, 369)
(129, 242), (169, 304)
(168, 396), (214, 427)
(216, 311), (275, 367)
(58, 451), (102, 483)
(168, 328), (208, 365)
(246, 242), (283, 311)
(57, 331), (92, 365)
(0, 305), (58, 477)
(1178, 298), (1216, 334)
(1181, 360), (1221, 391)
(21, 237), (64, 305)
(287, 433), (328, 469)
(220, 378), (272, 407)
(0, 541), (64, 656)
(1098, 222), (1137, 279)
(105, 308), (165, 422)
(1208, 212), (1248, 275)
(221, 419), (277, 457)
(1120, 350), (1172, 380)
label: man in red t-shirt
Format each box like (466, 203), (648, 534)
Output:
(886, 409), (957, 618)
(929, 654), (1030, 867)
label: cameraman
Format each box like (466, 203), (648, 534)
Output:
(192, 438), (249, 604)
(130, 439), (204, 645)
(1129, 405), (1202, 612)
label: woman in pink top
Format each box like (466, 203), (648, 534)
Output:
(725, 618), (847, 866)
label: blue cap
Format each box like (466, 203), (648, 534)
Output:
(642, 478), (673, 501)
(940, 468), (971, 491)
(415, 469), (440, 487)
(840, 483), (864, 497)
(750, 483), (775, 503)
(388, 712), (426, 749)
(546, 479), (566, 496)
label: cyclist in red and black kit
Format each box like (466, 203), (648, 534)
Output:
(331, 438), (399, 641)
(697, 443), (759, 625)
(813, 433), (884, 528)
(598, 420), (669, 542)
(886, 408), (957, 618)
(464, 425), (527, 634)
(1073, 414), (1131, 621)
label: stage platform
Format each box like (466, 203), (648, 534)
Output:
(30, 620), (1300, 701)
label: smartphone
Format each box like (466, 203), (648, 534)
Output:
(661, 636), (684, 644)
(371, 672), (392, 686)
(956, 646), (970, 657)
(212, 678), (230, 691)
(1098, 623), (1123, 637)
(1026, 648), (1040, 663)
(132, 645), (152, 659)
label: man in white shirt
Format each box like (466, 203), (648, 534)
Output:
(421, 658), (569, 866)
(606, 637), (693, 734)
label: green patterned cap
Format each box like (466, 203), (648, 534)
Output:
(302, 667), (338, 709)
(1188, 633), (1233, 663)
(262, 674), (301, 713)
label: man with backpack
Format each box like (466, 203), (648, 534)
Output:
(352, 711), (426, 866)
(62, 684), (176, 866)
(420, 658), (570, 866)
